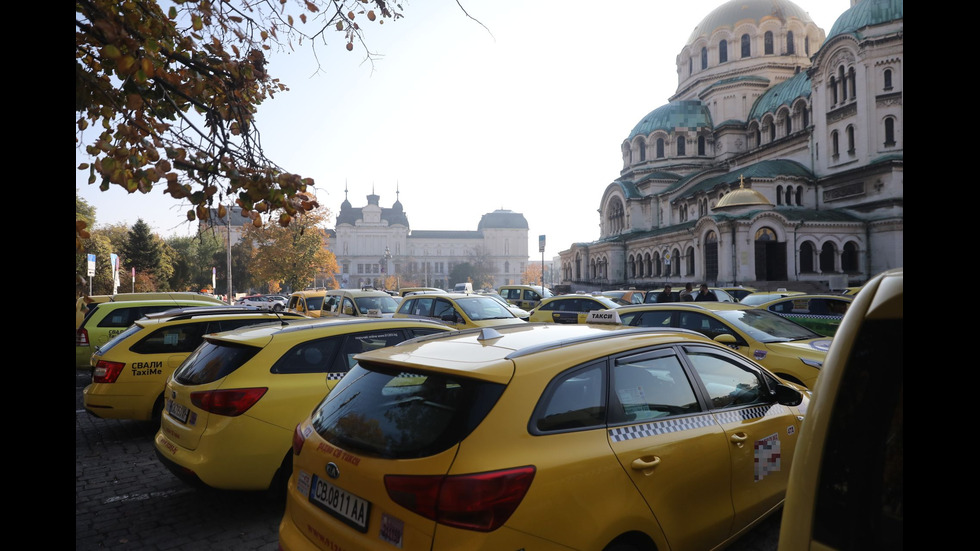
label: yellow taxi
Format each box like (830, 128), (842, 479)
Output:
(83, 306), (306, 421)
(394, 292), (526, 330)
(321, 288), (400, 318)
(497, 284), (553, 310)
(526, 293), (623, 323)
(154, 317), (454, 493)
(398, 287), (443, 297)
(75, 292), (225, 330)
(779, 268), (903, 550)
(606, 302), (831, 388)
(754, 294), (853, 337)
(719, 286), (758, 301)
(279, 322), (808, 551)
(76, 298), (225, 370)
(738, 290), (805, 306)
(287, 290), (328, 318)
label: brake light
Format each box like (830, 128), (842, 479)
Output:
(292, 423), (307, 455)
(190, 388), (267, 416)
(384, 466), (535, 532)
(92, 360), (125, 383)
(76, 328), (90, 347)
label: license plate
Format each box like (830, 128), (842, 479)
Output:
(166, 399), (189, 423)
(309, 474), (371, 532)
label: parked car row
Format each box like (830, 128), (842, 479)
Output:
(75, 270), (899, 550)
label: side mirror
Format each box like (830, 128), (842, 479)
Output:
(714, 333), (738, 345)
(773, 383), (803, 406)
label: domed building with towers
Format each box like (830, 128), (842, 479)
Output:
(558, 0), (903, 291)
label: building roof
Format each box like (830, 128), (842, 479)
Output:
(826, 0), (904, 41)
(687, 0), (816, 43)
(627, 101), (714, 141)
(748, 70), (811, 121)
(675, 159), (814, 202)
(477, 209), (529, 230)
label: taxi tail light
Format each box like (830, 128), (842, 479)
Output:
(292, 423), (307, 455)
(93, 360), (125, 383)
(384, 465), (535, 532)
(76, 328), (90, 346)
(190, 388), (267, 417)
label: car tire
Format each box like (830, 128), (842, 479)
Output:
(273, 304), (283, 312)
(151, 394), (164, 423)
(267, 451), (292, 501)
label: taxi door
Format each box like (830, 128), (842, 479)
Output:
(606, 348), (734, 550)
(681, 345), (801, 534)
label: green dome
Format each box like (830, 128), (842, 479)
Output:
(827, 0), (903, 40)
(748, 71), (811, 120)
(687, 0), (815, 43)
(627, 101), (713, 140)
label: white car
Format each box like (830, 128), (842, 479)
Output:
(236, 295), (286, 311)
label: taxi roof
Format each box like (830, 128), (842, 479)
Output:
(353, 322), (713, 384)
(203, 316), (452, 347)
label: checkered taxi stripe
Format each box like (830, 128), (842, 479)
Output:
(326, 372), (346, 381)
(608, 404), (789, 443)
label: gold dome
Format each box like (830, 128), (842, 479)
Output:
(714, 175), (771, 209)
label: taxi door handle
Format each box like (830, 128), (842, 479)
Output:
(730, 433), (748, 448)
(631, 456), (661, 473)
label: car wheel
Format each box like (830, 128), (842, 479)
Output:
(151, 394), (164, 423)
(267, 451), (292, 501)
(273, 304), (283, 312)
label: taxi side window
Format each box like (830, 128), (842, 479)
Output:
(323, 297), (337, 313)
(683, 347), (765, 409)
(132, 323), (208, 354)
(534, 363), (605, 432)
(338, 330), (411, 371)
(432, 299), (455, 320)
(678, 312), (734, 340)
(342, 298), (356, 315)
(631, 311), (673, 328)
(524, 290), (540, 301)
(609, 350), (700, 423)
(271, 337), (342, 374)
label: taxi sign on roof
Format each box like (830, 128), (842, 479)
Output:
(587, 310), (622, 324)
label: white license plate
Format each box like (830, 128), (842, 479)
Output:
(166, 399), (189, 423)
(309, 475), (371, 532)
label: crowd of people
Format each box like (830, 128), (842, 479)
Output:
(655, 283), (718, 303)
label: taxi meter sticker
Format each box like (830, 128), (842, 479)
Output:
(753, 433), (781, 481)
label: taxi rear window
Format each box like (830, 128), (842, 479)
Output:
(310, 363), (505, 459)
(173, 341), (261, 385)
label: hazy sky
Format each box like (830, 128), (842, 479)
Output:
(76, 0), (847, 259)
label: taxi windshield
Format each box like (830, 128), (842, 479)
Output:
(306, 296), (325, 310)
(714, 308), (821, 342)
(355, 295), (399, 314)
(456, 296), (515, 320)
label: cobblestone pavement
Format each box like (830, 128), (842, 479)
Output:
(75, 370), (779, 551)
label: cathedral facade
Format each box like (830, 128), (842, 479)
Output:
(558, 0), (903, 291)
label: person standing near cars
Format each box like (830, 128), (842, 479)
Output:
(656, 285), (676, 303)
(695, 283), (718, 302)
(679, 282), (694, 302)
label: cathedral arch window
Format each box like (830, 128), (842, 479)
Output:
(800, 241), (815, 273)
(770, 122), (776, 142)
(819, 242), (836, 273)
(838, 66), (847, 101)
(671, 248), (681, 277)
(795, 186), (803, 206)
(842, 241), (859, 273)
(637, 137), (646, 161)
(831, 130), (840, 157)
(848, 67), (856, 99)
(785, 115), (792, 136)
(786, 31), (794, 54)
(719, 40), (728, 63)
(607, 198), (626, 235)
(653, 252), (662, 277)
(676, 136), (686, 156)
(802, 106), (809, 128)
(685, 246), (695, 276)
(764, 31), (774, 55)
(829, 75), (838, 105)
(846, 125), (855, 154)
(629, 255), (636, 278)
(697, 135), (706, 156)
(741, 34), (751, 57)
(883, 68), (893, 90)
(656, 138), (665, 158)
(804, 36), (810, 56)
(646, 253), (653, 277)
(884, 117), (896, 147)
(701, 47), (708, 70)
(776, 185), (783, 206)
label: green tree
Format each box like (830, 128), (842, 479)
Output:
(240, 207), (338, 292)
(122, 219), (171, 290)
(75, 0), (407, 245)
(168, 232), (225, 291)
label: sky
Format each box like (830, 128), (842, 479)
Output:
(76, 0), (847, 260)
